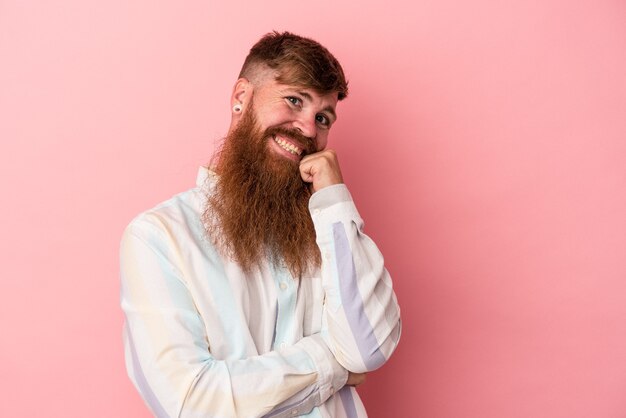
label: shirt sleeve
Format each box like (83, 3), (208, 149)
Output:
(309, 184), (402, 374)
(120, 224), (348, 418)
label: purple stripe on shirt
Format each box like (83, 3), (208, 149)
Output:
(332, 222), (386, 370)
(339, 386), (358, 418)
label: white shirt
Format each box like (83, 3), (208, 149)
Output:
(120, 167), (401, 417)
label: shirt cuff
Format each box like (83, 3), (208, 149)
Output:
(309, 184), (352, 212)
(295, 334), (348, 402)
(308, 184), (362, 227)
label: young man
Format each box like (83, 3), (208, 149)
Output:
(120, 31), (401, 417)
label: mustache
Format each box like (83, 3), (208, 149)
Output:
(264, 126), (317, 156)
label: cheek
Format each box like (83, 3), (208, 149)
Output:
(316, 135), (329, 151)
(258, 108), (289, 129)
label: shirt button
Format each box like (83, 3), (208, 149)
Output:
(280, 342), (287, 350)
(279, 282), (287, 290)
(291, 409), (298, 415)
(313, 209), (321, 215)
(324, 252), (331, 260)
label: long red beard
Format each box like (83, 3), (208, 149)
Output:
(204, 108), (321, 278)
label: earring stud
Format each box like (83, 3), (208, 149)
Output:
(233, 104), (242, 113)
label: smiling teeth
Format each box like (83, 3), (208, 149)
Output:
(273, 136), (302, 155)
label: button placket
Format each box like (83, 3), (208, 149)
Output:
(272, 266), (296, 352)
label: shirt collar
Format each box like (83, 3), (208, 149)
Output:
(196, 166), (217, 188)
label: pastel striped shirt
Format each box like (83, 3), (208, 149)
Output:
(120, 167), (401, 417)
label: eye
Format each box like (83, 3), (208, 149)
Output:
(286, 96), (302, 107)
(316, 113), (331, 127)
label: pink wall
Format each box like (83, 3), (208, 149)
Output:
(1, 1), (625, 417)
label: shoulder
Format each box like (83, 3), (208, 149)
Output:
(121, 178), (213, 248)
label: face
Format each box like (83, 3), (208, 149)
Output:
(245, 78), (339, 161)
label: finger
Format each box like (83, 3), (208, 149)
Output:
(299, 161), (315, 183)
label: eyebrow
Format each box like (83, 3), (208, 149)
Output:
(297, 91), (337, 121)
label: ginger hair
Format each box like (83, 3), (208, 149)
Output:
(239, 31), (349, 100)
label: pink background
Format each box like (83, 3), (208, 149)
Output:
(1, 1), (625, 417)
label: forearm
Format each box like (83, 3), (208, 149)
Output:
(310, 184), (402, 373)
(124, 319), (347, 418)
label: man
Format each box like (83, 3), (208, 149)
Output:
(120, 31), (401, 417)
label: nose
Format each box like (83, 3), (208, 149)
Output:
(292, 114), (317, 140)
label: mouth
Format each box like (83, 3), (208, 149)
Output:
(272, 135), (304, 159)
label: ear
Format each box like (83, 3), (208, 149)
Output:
(230, 77), (253, 114)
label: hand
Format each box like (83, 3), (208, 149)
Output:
(346, 372), (366, 387)
(299, 149), (344, 193)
